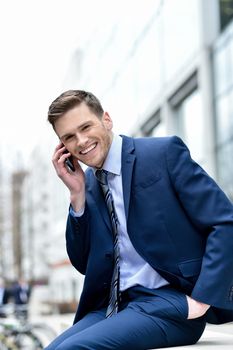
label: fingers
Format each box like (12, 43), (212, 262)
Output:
(52, 143), (70, 175)
(53, 143), (70, 161)
(53, 143), (66, 160)
(51, 144), (85, 197)
(52, 143), (82, 175)
(186, 296), (210, 319)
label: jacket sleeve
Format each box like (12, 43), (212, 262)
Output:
(65, 204), (91, 275)
(166, 136), (233, 309)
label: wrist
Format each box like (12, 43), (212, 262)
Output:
(70, 193), (85, 212)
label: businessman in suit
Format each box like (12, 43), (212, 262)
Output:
(46, 90), (233, 350)
(0, 278), (11, 317)
(12, 279), (31, 319)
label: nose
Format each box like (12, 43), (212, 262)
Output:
(76, 133), (88, 148)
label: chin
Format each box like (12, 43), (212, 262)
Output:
(85, 160), (102, 169)
(92, 157), (104, 169)
(84, 153), (104, 169)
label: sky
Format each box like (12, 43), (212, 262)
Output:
(0, 0), (115, 164)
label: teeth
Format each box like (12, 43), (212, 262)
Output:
(80, 143), (96, 155)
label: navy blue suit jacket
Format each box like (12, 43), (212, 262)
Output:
(66, 136), (233, 324)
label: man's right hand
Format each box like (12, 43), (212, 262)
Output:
(52, 143), (85, 212)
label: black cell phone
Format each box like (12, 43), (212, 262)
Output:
(63, 149), (75, 172)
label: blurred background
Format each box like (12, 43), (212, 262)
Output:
(0, 0), (233, 334)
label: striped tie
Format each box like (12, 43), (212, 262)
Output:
(95, 169), (120, 317)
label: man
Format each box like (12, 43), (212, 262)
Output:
(45, 90), (233, 350)
(0, 278), (10, 317)
(12, 279), (31, 319)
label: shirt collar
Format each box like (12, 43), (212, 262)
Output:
(93, 134), (122, 176)
(103, 134), (122, 175)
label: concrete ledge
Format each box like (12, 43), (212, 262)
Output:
(158, 323), (233, 349)
(31, 313), (233, 349)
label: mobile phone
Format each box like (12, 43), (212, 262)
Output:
(63, 149), (75, 172)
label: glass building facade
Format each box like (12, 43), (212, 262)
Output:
(213, 19), (233, 199)
(63, 0), (233, 201)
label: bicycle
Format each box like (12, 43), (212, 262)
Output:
(0, 304), (57, 349)
(0, 324), (18, 350)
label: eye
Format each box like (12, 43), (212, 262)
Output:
(82, 124), (90, 131)
(64, 134), (74, 141)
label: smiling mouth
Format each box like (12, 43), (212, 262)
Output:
(79, 143), (97, 155)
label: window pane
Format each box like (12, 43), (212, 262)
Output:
(175, 90), (205, 164)
(215, 94), (231, 144)
(217, 141), (233, 200)
(214, 45), (229, 96)
(219, 0), (233, 31)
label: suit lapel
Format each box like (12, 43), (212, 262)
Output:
(121, 136), (136, 220)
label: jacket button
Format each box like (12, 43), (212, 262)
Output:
(103, 282), (109, 290)
(105, 252), (112, 259)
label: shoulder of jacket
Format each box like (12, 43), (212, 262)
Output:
(132, 135), (183, 147)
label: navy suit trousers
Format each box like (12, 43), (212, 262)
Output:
(45, 286), (206, 350)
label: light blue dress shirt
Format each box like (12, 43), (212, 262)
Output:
(70, 134), (169, 291)
(0, 287), (4, 304)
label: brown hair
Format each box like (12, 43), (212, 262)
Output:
(47, 90), (104, 128)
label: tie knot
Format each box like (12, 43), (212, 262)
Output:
(95, 169), (108, 185)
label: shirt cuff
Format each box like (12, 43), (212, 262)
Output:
(69, 205), (85, 217)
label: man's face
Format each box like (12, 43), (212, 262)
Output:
(54, 103), (113, 168)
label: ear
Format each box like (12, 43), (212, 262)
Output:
(102, 112), (113, 131)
